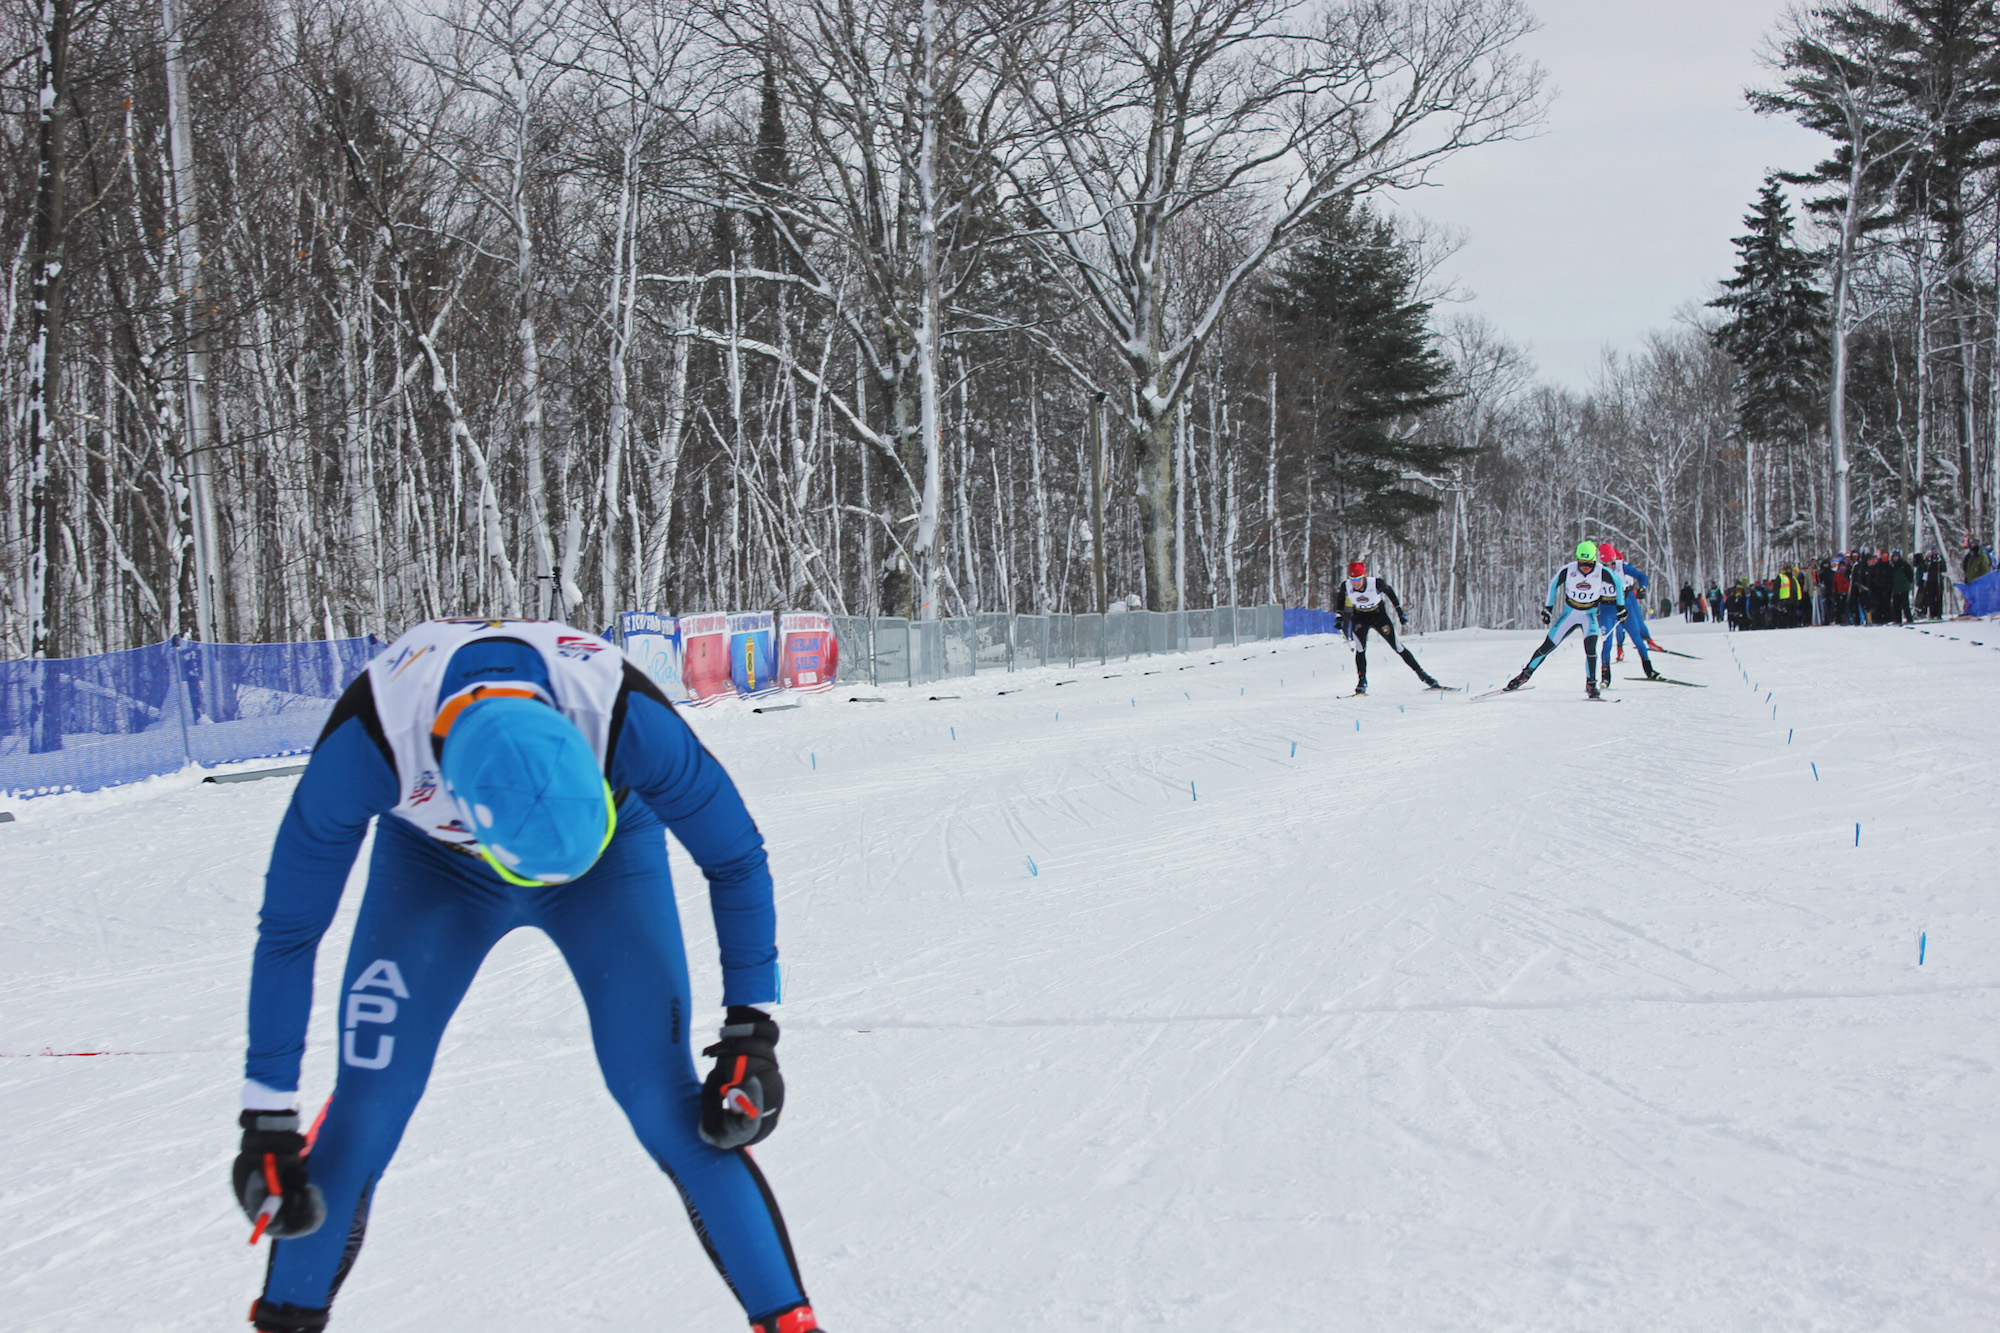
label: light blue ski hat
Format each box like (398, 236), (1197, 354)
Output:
(439, 696), (614, 884)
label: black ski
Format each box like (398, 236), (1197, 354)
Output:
(1627, 674), (1705, 687)
(1644, 644), (1701, 660)
(1471, 684), (1534, 701)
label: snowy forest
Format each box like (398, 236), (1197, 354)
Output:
(4, 0), (2000, 658)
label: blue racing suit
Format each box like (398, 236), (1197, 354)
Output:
(1602, 563), (1655, 670)
(246, 636), (805, 1322)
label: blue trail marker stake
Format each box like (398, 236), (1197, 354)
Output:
(1812, 762), (1819, 781)
(950, 726), (956, 741)
(1025, 856), (1038, 878)
(1788, 728), (1794, 744)
(1184, 691), (1190, 699)
(1919, 932), (1927, 965)
(1399, 705), (1405, 714)
(1855, 822), (1862, 847)
(810, 753), (816, 770)
(1355, 719), (1361, 732)
(1190, 780), (1197, 801)
(1290, 741), (1298, 757)
(1132, 698), (1137, 707)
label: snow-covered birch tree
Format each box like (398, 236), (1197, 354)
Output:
(1006, 0), (1543, 609)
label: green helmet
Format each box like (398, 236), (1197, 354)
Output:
(1575, 540), (1599, 563)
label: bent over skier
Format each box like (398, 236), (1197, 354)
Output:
(1341, 560), (1442, 695)
(1505, 541), (1622, 698)
(232, 618), (822, 1333)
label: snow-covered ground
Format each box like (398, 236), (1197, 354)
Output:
(4, 622), (1997, 1331)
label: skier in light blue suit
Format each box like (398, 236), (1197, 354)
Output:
(1596, 543), (1663, 685)
(229, 618), (823, 1333)
(1504, 541), (1622, 698)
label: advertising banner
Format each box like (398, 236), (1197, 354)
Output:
(679, 612), (733, 705)
(618, 612), (686, 702)
(728, 611), (778, 697)
(779, 613), (839, 692)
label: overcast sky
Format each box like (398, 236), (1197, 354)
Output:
(1401, 0), (1830, 388)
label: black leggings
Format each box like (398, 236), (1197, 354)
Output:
(1351, 611), (1402, 655)
(1351, 610), (1431, 682)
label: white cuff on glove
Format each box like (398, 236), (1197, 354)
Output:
(241, 1079), (298, 1112)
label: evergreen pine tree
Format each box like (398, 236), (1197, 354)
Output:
(1262, 199), (1459, 533)
(1709, 177), (1831, 452)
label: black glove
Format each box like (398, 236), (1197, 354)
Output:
(700, 1007), (784, 1149)
(1617, 607), (1630, 623)
(1539, 607), (1551, 626)
(233, 1109), (326, 1239)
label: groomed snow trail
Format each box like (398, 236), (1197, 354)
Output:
(3, 624), (1997, 1330)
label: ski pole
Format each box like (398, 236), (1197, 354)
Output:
(248, 1157), (283, 1246)
(249, 1095), (331, 1245)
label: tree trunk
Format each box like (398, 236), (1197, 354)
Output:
(1090, 396), (1108, 613)
(910, 0), (944, 620)
(1131, 404), (1178, 611)
(1265, 368), (1279, 603)
(600, 140), (640, 627)
(161, 0), (224, 642)
(24, 0), (74, 666)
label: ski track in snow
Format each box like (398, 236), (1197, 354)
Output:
(2, 623), (1997, 1330)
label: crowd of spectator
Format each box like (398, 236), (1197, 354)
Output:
(1670, 535), (1998, 631)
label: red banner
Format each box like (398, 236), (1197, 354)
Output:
(779, 613), (838, 692)
(679, 613), (733, 705)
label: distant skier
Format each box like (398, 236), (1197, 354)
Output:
(231, 618), (822, 1333)
(1504, 541), (1622, 698)
(1340, 560), (1442, 695)
(1596, 544), (1663, 685)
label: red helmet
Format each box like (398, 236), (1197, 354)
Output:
(1347, 560), (1366, 579)
(1599, 543), (1620, 562)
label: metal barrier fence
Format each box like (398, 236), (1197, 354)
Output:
(1, 636), (379, 797)
(825, 605), (1288, 688)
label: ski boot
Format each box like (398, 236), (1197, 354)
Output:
(752, 1305), (822, 1333)
(1585, 676), (1602, 700)
(1352, 680), (1367, 696)
(1641, 661), (1663, 681)
(1419, 673), (1442, 689)
(1598, 663), (1611, 688)
(1614, 645), (1625, 663)
(250, 1301), (328, 1333)
(1503, 670), (1531, 692)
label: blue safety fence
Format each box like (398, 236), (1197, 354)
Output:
(5, 606), (1350, 799)
(1283, 608), (1342, 637)
(1956, 570), (2000, 618)
(1, 636), (379, 798)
